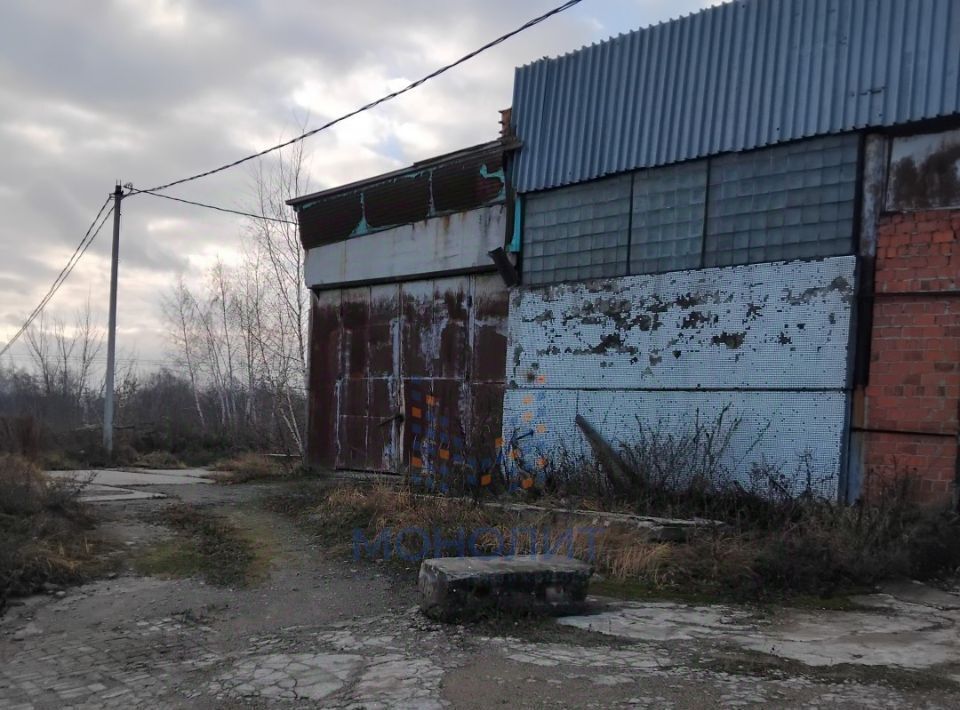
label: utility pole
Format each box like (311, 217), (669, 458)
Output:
(103, 183), (123, 455)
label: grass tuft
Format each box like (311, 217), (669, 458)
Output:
(134, 450), (186, 470)
(0, 455), (96, 610)
(212, 453), (297, 484)
(136, 503), (260, 587)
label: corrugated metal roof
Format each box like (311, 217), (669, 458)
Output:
(511, 0), (960, 193)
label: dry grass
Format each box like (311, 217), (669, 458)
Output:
(134, 450), (186, 470)
(212, 453), (295, 484)
(302, 483), (682, 581)
(293, 477), (960, 603)
(136, 503), (261, 587)
(0, 455), (96, 610)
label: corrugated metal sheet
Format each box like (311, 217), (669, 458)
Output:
(507, 256), (856, 390)
(511, 0), (960, 193)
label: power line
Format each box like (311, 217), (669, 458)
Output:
(132, 0), (584, 195)
(0, 197), (115, 359)
(133, 189), (298, 225)
(2, 2), (585, 360)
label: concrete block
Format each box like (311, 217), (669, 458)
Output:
(418, 555), (592, 622)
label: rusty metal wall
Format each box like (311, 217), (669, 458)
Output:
(307, 290), (341, 470)
(307, 274), (508, 477)
(294, 143), (506, 249)
(503, 256), (858, 497)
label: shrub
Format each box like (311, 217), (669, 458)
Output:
(0, 456), (94, 609)
(213, 452), (296, 483)
(135, 450), (185, 470)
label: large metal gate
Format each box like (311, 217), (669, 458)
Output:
(307, 274), (507, 475)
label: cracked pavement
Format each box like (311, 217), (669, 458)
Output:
(1, 477), (959, 708)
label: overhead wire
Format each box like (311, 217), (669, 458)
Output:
(131, 0), (584, 196)
(0, 197), (115, 359)
(133, 189), (298, 225)
(3, 1), (585, 360)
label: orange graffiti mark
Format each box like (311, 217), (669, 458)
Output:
(522, 394), (534, 405)
(536, 375), (547, 384)
(495, 437), (503, 448)
(536, 424), (548, 434)
(480, 474), (492, 487)
(411, 456), (423, 468)
(426, 395), (438, 406)
(521, 478), (534, 490)
(410, 406), (423, 419)
(438, 449), (450, 461)
(522, 412), (534, 422)
(537, 457), (548, 469)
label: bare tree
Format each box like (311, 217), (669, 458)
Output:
(161, 276), (206, 430)
(73, 296), (104, 410)
(241, 133), (311, 456)
(24, 300), (105, 425)
(25, 312), (57, 398)
(157, 125), (311, 456)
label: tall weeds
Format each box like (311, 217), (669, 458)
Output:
(0, 456), (94, 610)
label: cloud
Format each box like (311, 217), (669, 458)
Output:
(0, 0), (718, 365)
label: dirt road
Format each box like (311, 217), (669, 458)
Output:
(1, 477), (958, 708)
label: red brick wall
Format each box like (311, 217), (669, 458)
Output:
(864, 210), (959, 504)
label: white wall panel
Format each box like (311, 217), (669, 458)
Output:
(507, 256), (856, 390)
(502, 389), (846, 498)
(305, 204), (506, 288)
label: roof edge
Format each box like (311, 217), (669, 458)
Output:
(287, 136), (520, 208)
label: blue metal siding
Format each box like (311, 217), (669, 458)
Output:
(512, 0), (960, 193)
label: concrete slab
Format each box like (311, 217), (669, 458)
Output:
(45, 468), (214, 503)
(75, 484), (166, 503)
(419, 554), (592, 622)
(47, 468), (215, 487)
(557, 582), (960, 671)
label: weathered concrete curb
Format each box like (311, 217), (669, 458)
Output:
(419, 554), (592, 622)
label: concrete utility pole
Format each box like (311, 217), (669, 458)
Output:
(103, 184), (123, 455)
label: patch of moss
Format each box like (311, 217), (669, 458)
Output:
(134, 539), (205, 580)
(137, 504), (261, 587)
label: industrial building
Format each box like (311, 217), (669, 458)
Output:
(292, 0), (960, 504)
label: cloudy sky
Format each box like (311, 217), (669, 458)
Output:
(0, 0), (719, 371)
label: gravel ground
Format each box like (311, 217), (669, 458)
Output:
(1, 478), (958, 709)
